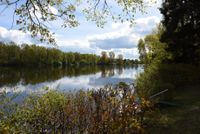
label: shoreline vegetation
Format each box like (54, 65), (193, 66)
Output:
(0, 42), (140, 67)
(0, 83), (153, 133)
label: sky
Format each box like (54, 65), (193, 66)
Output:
(0, 0), (162, 59)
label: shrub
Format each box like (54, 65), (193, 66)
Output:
(0, 85), (152, 133)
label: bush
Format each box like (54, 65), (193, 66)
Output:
(0, 85), (152, 133)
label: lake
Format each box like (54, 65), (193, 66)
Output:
(0, 65), (143, 94)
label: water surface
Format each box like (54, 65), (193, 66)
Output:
(0, 65), (143, 94)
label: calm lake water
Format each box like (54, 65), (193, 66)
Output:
(0, 65), (143, 94)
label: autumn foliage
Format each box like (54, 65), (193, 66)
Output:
(0, 84), (152, 133)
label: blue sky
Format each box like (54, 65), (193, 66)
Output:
(0, 0), (162, 59)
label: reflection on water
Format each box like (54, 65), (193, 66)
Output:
(0, 65), (143, 93)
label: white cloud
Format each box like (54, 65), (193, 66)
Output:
(135, 16), (160, 26)
(90, 35), (139, 50)
(56, 37), (90, 48)
(134, 16), (160, 34)
(0, 27), (32, 44)
(48, 6), (58, 15)
(111, 48), (139, 59)
(88, 16), (160, 50)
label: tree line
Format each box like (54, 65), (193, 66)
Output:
(0, 42), (139, 67)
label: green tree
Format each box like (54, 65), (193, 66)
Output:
(6, 44), (21, 65)
(66, 52), (75, 65)
(137, 39), (147, 63)
(21, 44), (36, 65)
(137, 24), (170, 64)
(109, 51), (115, 64)
(36, 46), (47, 65)
(100, 51), (108, 64)
(117, 54), (123, 65)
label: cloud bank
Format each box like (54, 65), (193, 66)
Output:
(0, 27), (32, 44)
